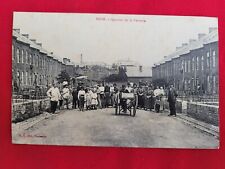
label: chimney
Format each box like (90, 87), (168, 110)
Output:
(182, 43), (188, 47)
(198, 33), (206, 40)
(189, 39), (196, 44)
(209, 27), (217, 33)
(13, 28), (20, 34)
(37, 43), (42, 47)
(30, 39), (36, 43)
(22, 34), (29, 38)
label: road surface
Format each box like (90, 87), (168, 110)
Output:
(12, 108), (219, 149)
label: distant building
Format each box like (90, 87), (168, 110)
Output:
(115, 60), (152, 85)
(152, 27), (218, 95)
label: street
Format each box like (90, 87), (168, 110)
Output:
(12, 108), (219, 149)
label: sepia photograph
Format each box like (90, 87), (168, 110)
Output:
(12, 12), (219, 148)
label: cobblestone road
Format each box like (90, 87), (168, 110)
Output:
(12, 108), (219, 149)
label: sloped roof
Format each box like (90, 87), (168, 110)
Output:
(153, 28), (218, 67)
(13, 29), (71, 64)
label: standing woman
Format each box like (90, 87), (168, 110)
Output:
(137, 86), (144, 109)
(149, 87), (155, 111)
(62, 81), (70, 109)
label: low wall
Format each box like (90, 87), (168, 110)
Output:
(187, 102), (219, 126)
(164, 100), (184, 114)
(12, 99), (50, 123)
(164, 99), (219, 126)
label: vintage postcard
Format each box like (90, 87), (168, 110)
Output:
(12, 12), (219, 148)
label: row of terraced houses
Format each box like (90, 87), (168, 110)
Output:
(152, 27), (218, 95)
(12, 28), (74, 93)
(12, 28), (117, 94)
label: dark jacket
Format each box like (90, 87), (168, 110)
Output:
(168, 88), (178, 103)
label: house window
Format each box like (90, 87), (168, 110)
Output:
(25, 71), (28, 85)
(213, 76), (216, 93)
(196, 56), (199, 71)
(21, 71), (24, 85)
(207, 75), (210, 92)
(212, 51), (216, 67)
(207, 51), (210, 68)
(21, 50), (24, 63)
(39, 75), (42, 85)
(26, 51), (28, 64)
(192, 57), (195, 71)
(181, 60), (184, 72)
(12, 45), (14, 61)
(16, 48), (20, 63)
(201, 56), (204, 70)
(188, 60), (191, 72)
(30, 54), (32, 65)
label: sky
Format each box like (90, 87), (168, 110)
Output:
(13, 12), (218, 67)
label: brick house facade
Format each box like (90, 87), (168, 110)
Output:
(12, 29), (67, 92)
(152, 28), (218, 95)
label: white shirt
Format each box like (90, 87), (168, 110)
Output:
(47, 87), (61, 101)
(154, 88), (161, 96)
(78, 90), (86, 100)
(126, 87), (133, 93)
(99, 86), (105, 94)
(62, 87), (70, 99)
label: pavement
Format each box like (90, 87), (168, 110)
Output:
(12, 108), (219, 149)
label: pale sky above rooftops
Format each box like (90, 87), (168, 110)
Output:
(13, 12), (218, 67)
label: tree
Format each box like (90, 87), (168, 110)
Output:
(56, 70), (71, 84)
(103, 67), (127, 82)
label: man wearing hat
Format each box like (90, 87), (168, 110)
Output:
(47, 83), (61, 113)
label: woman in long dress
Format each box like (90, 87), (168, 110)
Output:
(85, 88), (93, 110)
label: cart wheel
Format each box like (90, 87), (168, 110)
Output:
(132, 106), (136, 117)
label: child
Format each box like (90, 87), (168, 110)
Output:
(85, 88), (92, 110)
(91, 88), (98, 110)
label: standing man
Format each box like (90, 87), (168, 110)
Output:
(126, 82), (133, 93)
(119, 84), (129, 113)
(47, 83), (61, 114)
(72, 87), (78, 109)
(104, 84), (110, 108)
(167, 85), (178, 117)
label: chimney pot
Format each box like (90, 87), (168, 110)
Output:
(30, 39), (36, 43)
(37, 43), (42, 47)
(22, 34), (29, 38)
(182, 43), (188, 47)
(13, 28), (20, 34)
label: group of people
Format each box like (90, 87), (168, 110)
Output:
(46, 81), (178, 116)
(46, 81), (71, 114)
